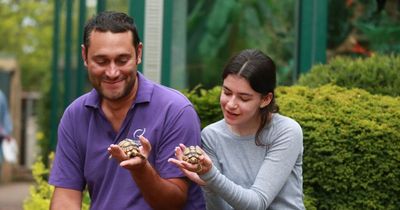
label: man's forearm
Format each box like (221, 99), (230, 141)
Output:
(130, 161), (188, 210)
(50, 187), (82, 210)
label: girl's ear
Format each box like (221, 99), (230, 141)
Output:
(260, 92), (273, 108)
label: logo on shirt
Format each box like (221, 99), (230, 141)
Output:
(133, 128), (146, 139)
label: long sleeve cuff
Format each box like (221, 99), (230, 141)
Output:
(199, 164), (219, 182)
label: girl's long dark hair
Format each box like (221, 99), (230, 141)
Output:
(222, 49), (279, 146)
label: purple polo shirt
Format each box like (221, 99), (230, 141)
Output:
(49, 73), (205, 210)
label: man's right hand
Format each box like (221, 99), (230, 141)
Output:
(108, 135), (151, 170)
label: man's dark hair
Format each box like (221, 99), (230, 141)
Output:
(83, 11), (141, 55)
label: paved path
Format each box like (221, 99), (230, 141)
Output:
(0, 181), (32, 210)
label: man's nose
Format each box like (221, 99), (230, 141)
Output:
(105, 62), (119, 78)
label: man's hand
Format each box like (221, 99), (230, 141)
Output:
(110, 136), (189, 209)
(108, 135), (151, 170)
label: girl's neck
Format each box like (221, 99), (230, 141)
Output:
(228, 118), (260, 137)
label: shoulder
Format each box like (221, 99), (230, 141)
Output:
(272, 114), (302, 131)
(201, 120), (226, 144)
(153, 84), (192, 107)
(266, 114), (303, 143)
(66, 92), (90, 111)
(139, 75), (193, 108)
(202, 119), (225, 134)
(61, 90), (97, 120)
(200, 120), (226, 152)
(139, 77), (200, 129)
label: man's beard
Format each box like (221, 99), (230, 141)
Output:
(91, 74), (136, 101)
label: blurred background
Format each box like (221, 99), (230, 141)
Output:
(0, 0), (399, 209)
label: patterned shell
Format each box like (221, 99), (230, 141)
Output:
(182, 146), (202, 164)
(118, 139), (144, 159)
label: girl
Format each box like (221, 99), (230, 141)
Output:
(169, 49), (305, 209)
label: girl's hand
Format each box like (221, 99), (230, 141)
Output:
(168, 144), (212, 186)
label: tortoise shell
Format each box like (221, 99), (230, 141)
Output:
(118, 138), (145, 159)
(182, 146), (202, 164)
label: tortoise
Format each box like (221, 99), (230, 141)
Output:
(182, 146), (202, 164)
(113, 138), (145, 159)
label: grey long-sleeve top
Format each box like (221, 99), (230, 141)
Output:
(199, 114), (305, 210)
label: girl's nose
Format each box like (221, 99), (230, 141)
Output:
(227, 98), (238, 109)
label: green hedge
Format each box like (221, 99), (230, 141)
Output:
(276, 85), (400, 209)
(297, 54), (400, 97)
(25, 84), (400, 209)
(184, 84), (400, 209)
(182, 85), (223, 128)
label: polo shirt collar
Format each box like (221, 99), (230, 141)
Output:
(135, 72), (153, 104)
(84, 72), (154, 109)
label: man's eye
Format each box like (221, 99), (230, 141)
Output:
(116, 58), (129, 65)
(95, 59), (107, 65)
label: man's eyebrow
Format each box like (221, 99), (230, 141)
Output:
(91, 53), (132, 59)
(117, 54), (133, 58)
(91, 54), (107, 59)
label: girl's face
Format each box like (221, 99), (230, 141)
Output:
(220, 74), (271, 134)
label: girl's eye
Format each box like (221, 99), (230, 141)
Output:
(223, 91), (232, 96)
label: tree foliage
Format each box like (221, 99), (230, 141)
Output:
(327, 0), (400, 57)
(186, 0), (295, 88)
(0, 0), (53, 91)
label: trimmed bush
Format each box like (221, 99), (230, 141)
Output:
(26, 84), (400, 209)
(183, 84), (400, 209)
(182, 85), (223, 128)
(276, 85), (400, 209)
(297, 54), (400, 97)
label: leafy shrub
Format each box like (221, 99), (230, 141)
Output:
(276, 85), (400, 209)
(182, 85), (223, 128)
(23, 155), (53, 210)
(28, 84), (400, 209)
(23, 153), (90, 210)
(183, 84), (400, 209)
(297, 54), (400, 96)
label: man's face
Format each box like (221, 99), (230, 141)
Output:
(82, 30), (142, 101)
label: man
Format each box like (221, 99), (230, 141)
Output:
(49, 11), (205, 210)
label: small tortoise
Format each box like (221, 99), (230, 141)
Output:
(112, 138), (145, 159)
(182, 146), (202, 164)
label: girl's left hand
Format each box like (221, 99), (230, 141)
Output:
(168, 144), (212, 186)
